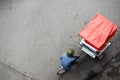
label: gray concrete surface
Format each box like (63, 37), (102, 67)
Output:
(0, 0), (120, 80)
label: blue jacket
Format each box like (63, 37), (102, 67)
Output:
(60, 53), (78, 70)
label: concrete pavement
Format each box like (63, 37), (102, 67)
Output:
(0, 0), (120, 80)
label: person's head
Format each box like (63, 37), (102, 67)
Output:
(67, 49), (75, 57)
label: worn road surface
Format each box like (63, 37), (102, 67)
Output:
(0, 0), (120, 80)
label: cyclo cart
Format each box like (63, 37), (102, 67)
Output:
(57, 13), (117, 75)
(78, 13), (117, 60)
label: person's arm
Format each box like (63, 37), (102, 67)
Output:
(70, 57), (77, 65)
(60, 55), (62, 60)
(74, 56), (79, 60)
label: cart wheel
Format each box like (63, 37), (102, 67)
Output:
(98, 54), (104, 60)
(95, 56), (102, 61)
(57, 67), (67, 75)
(95, 49), (108, 61)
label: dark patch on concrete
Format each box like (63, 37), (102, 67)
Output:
(69, 35), (73, 38)
(74, 14), (79, 19)
(9, 6), (12, 10)
(78, 51), (120, 80)
(73, 44), (76, 47)
(107, 64), (120, 77)
(84, 21), (88, 25)
(24, 72), (27, 74)
(84, 71), (103, 80)
(50, 58), (53, 61)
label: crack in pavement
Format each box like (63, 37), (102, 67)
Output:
(0, 61), (38, 80)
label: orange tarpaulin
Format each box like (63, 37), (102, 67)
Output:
(78, 13), (117, 51)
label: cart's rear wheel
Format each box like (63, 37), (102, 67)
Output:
(95, 48), (108, 61)
(97, 54), (104, 60)
(95, 43), (111, 61)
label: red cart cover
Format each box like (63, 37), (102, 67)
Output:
(78, 13), (117, 51)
